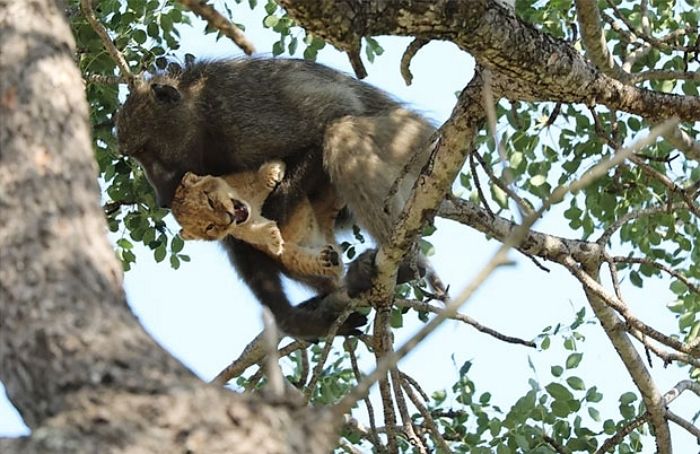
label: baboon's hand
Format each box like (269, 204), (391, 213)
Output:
(345, 249), (378, 298)
(280, 293), (367, 339)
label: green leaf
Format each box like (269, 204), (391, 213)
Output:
(264, 0), (277, 14)
(171, 235), (184, 253)
(288, 36), (298, 55)
(541, 335), (551, 350)
(116, 238), (133, 250)
(619, 392), (637, 405)
(272, 40), (284, 56)
(565, 352), (583, 369)
(551, 365), (563, 377)
(585, 386), (603, 403)
(588, 406), (601, 421)
(629, 270), (643, 287)
(546, 382), (574, 401)
(132, 29), (147, 45)
(390, 308), (403, 328)
(154, 245), (166, 263)
(566, 376), (585, 391)
(263, 15), (279, 28)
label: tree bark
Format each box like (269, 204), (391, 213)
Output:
(0, 1), (339, 452)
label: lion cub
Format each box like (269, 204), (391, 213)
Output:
(171, 160), (344, 282)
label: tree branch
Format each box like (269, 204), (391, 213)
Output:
(279, 0), (700, 124)
(178, 0), (255, 55)
(79, 0), (134, 86)
(395, 299), (536, 347)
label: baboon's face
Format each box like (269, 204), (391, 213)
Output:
(116, 81), (198, 207)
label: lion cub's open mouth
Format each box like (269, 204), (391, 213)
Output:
(231, 199), (249, 225)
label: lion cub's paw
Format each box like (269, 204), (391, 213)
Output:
(265, 225), (285, 256)
(319, 245), (343, 277)
(261, 161), (286, 190)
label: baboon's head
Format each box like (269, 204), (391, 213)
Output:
(116, 78), (202, 207)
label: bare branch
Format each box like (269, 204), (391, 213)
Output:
(395, 299), (536, 348)
(565, 257), (698, 356)
(470, 150), (495, 218)
(399, 371), (430, 403)
(400, 375), (452, 453)
(629, 70), (700, 83)
(178, 0), (255, 55)
(79, 0), (134, 86)
(344, 339), (383, 452)
(373, 307), (399, 453)
(597, 205), (672, 245)
(631, 155), (700, 216)
(85, 73), (128, 85)
(262, 308), (284, 398)
(472, 150), (533, 217)
(400, 38), (429, 86)
(390, 369), (427, 453)
(347, 47), (368, 79)
(574, 0), (629, 81)
(303, 307), (353, 401)
(613, 255), (700, 296)
(667, 411), (700, 442)
(598, 380), (700, 453)
(596, 413), (649, 454)
(212, 333), (307, 386)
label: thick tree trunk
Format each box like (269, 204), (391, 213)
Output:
(0, 1), (338, 452)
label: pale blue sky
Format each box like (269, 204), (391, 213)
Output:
(1, 4), (696, 451)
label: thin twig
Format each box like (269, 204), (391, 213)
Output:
(303, 307), (353, 401)
(667, 411), (700, 441)
(399, 371), (430, 403)
(390, 369), (427, 453)
(262, 308), (283, 398)
(395, 299), (536, 348)
(400, 38), (429, 86)
(178, 0), (255, 55)
(613, 255), (700, 295)
(469, 150), (495, 218)
(565, 256), (698, 356)
(344, 339), (383, 452)
(374, 306), (398, 453)
(631, 155), (700, 217)
(400, 376), (452, 453)
(473, 150), (533, 216)
(597, 205), (672, 245)
(80, 0), (134, 86)
(597, 380), (700, 453)
(347, 47), (368, 79)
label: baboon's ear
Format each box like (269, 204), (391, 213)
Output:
(151, 83), (181, 104)
(179, 229), (195, 240)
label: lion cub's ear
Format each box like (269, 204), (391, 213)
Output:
(178, 229), (197, 240)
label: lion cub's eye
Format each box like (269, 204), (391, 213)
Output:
(205, 224), (215, 232)
(206, 196), (215, 210)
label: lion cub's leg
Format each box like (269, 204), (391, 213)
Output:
(278, 243), (343, 280)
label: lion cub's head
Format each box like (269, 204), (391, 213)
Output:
(171, 172), (251, 240)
